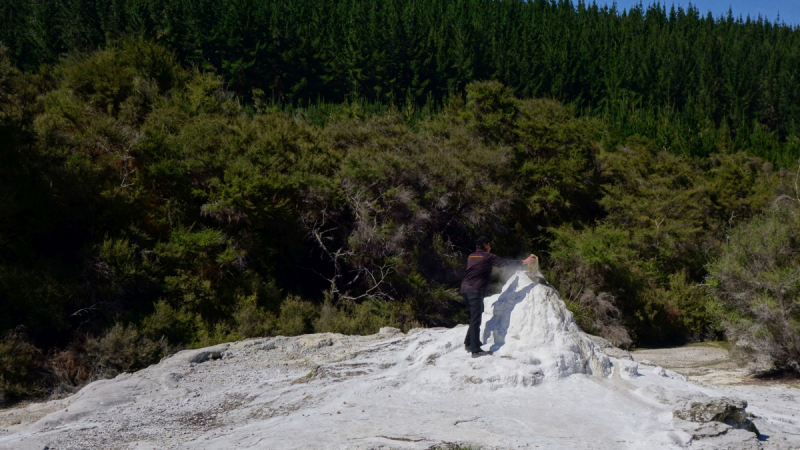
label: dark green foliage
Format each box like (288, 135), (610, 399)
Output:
(2, 0), (800, 164)
(277, 297), (319, 337)
(0, 329), (46, 404)
(547, 140), (789, 345)
(314, 297), (411, 336)
(707, 201), (800, 372)
(0, 39), (798, 402)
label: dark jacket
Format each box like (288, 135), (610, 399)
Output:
(460, 249), (523, 295)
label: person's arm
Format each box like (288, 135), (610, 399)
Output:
(489, 253), (536, 267)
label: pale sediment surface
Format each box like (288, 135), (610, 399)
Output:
(0, 271), (796, 449)
(632, 346), (800, 448)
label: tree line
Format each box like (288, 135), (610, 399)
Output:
(2, 0), (800, 165)
(1, 40), (798, 403)
(2, 10), (800, 401)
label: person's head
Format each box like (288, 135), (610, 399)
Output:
(476, 236), (491, 252)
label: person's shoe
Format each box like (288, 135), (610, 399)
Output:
(465, 344), (470, 352)
(471, 350), (493, 358)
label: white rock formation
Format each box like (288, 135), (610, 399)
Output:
(0, 271), (793, 449)
(480, 271), (611, 378)
(616, 360), (641, 380)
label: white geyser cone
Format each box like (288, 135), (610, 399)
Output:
(480, 270), (611, 378)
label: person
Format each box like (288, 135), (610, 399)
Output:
(460, 236), (535, 358)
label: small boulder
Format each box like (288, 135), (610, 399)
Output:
(615, 360), (639, 380)
(673, 397), (759, 436)
(378, 327), (402, 337)
(188, 345), (228, 364)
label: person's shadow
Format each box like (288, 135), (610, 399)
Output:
(482, 275), (537, 352)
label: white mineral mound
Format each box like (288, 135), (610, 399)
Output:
(480, 271), (610, 378)
(0, 271), (781, 449)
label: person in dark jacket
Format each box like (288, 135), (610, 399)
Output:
(460, 236), (535, 358)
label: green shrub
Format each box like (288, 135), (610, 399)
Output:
(548, 223), (636, 347)
(84, 323), (169, 379)
(547, 139), (785, 346)
(665, 271), (723, 342)
(191, 320), (240, 349)
(47, 324), (169, 394)
(141, 300), (198, 344)
(707, 202), (800, 371)
(233, 294), (278, 339)
(314, 296), (411, 335)
(277, 296), (319, 336)
(0, 328), (45, 404)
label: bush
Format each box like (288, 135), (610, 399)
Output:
(0, 328), (45, 404)
(141, 300), (198, 344)
(277, 296), (319, 336)
(47, 341), (91, 392)
(547, 140), (786, 346)
(233, 294), (278, 339)
(49, 323), (169, 388)
(664, 271), (723, 342)
(707, 202), (800, 372)
(548, 224), (634, 347)
(46, 324), (169, 398)
(314, 296), (412, 335)
(84, 323), (169, 379)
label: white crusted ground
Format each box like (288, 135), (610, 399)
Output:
(0, 271), (796, 449)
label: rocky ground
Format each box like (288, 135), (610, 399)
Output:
(630, 344), (800, 448)
(0, 271), (797, 450)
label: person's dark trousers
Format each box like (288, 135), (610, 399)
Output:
(462, 292), (484, 353)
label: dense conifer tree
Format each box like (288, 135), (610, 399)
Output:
(2, 0), (799, 164)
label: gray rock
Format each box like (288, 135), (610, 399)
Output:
(378, 327), (402, 337)
(673, 397), (759, 436)
(690, 421), (734, 440)
(189, 349), (224, 364)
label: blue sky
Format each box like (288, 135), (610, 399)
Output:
(597, 1), (800, 26)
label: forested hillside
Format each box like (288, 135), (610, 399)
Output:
(1, 2), (799, 403)
(2, 0), (800, 165)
